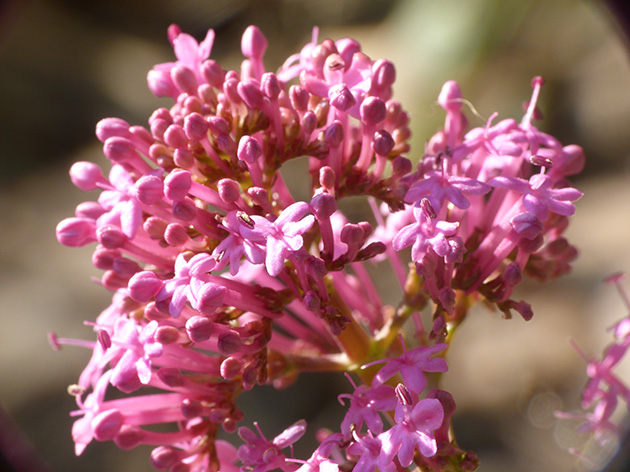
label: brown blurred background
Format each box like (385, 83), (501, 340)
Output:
(1, 0), (630, 471)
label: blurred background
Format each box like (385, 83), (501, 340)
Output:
(1, 0), (630, 471)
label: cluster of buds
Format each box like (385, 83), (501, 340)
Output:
(53, 24), (584, 472)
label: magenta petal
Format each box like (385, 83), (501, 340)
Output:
(277, 201), (311, 226)
(549, 187), (583, 202)
(173, 33), (201, 65)
(284, 214), (315, 237)
(135, 357), (152, 384)
(120, 199), (142, 238)
(523, 193), (547, 219)
(266, 237), (286, 276)
(488, 176), (529, 193)
(272, 420), (307, 449)
(392, 223), (419, 251)
(198, 29), (215, 60)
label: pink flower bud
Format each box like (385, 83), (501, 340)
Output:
(112, 257), (141, 277)
(392, 156), (412, 176)
(173, 148), (194, 169)
(143, 216), (167, 240)
(223, 78), (242, 105)
(172, 198), (197, 221)
(147, 69), (176, 98)
(510, 212), (543, 240)
(289, 85), (310, 111)
(220, 332), (248, 357)
(150, 446), (180, 470)
(262, 73), (281, 100)
(96, 118), (130, 142)
(360, 97), (386, 126)
(438, 80), (462, 112)
(301, 111), (317, 135)
(103, 137), (137, 164)
(134, 175), (164, 205)
(164, 223), (188, 246)
(238, 80), (265, 109)
(207, 116), (230, 135)
(56, 218), (96, 247)
(163, 124), (189, 149)
(335, 38), (360, 66)
(217, 134), (236, 156)
(241, 25), (268, 59)
(114, 426), (144, 450)
(96, 225), (126, 248)
(157, 367), (185, 387)
(92, 247), (120, 270)
(372, 59), (396, 92)
(311, 193), (337, 219)
(69, 161), (107, 191)
(185, 316), (213, 343)
(372, 130), (394, 157)
(164, 169), (192, 202)
(220, 357), (243, 380)
(218, 179), (241, 203)
(171, 64), (197, 95)
(155, 326), (179, 345)
(181, 399), (203, 419)
(324, 122), (344, 148)
(201, 59), (224, 88)
(340, 224), (364, 246)
(92, 409), (124, 441)
(128, 271), (163, 303)
(183, 113), (209, 142)
(329, 84), (356, 112)
(196, 283), (226, 315)
(319, 166), (336, 190)
(238, 136), (263, 163)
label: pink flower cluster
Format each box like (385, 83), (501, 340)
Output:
(54, 24), (584, 472)
(556, 273), (630, 462)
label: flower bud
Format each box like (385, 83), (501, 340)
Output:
(70, 161), (106, 191)
(103, 137), (137, 164)
(134, 175), (164, 205)
(289, 85), (310, 111)
(164, 223), (188, 246)
(171, 64), (197, 95)
(128, 271), (162, 303)
(164, 169), (192, 202)
(360, 97), (386, 126)
(241, 25), (268, 59)
(329, 84), (355, 112)
(201, 59), (224, 88)
(96, 118), (130, 142)
(238, 136), (263, 163)
(56, 218), (96, 247)
(92, 409), (124, 441)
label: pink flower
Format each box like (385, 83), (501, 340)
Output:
(487, 173), (583, 221)
(240, 202), (315, 276)
(238, 420), (307, 472)
(392, 207), (460, 264)
(379, 395), (444, 464)
(368, 342), (448, 395)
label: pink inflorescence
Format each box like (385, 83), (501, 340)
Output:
(54, 25), (584, 472)
(556, 273), (630, 463)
